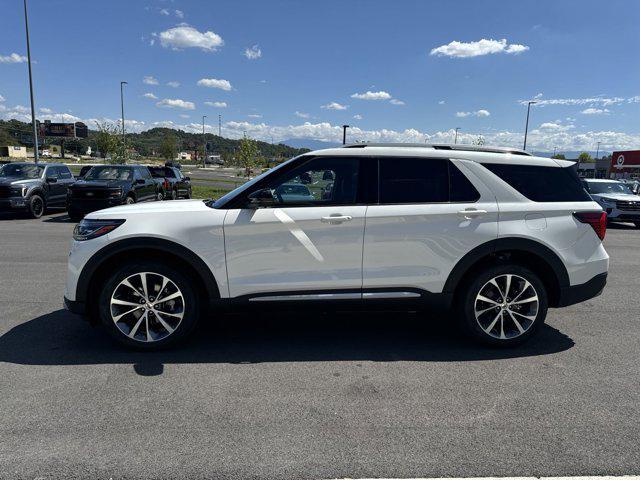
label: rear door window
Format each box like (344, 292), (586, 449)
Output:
(483, 163), (590, 202)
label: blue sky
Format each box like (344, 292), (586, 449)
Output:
(1, 0), (639, 152)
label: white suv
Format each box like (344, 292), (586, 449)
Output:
(582, 178), (640, 228)
(64, 144), (609, 348)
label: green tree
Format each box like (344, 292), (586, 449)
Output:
(94, 121), (120, 161)
(159, 133), (178, 160)
(578, 152), (593, 163)
(237, 136), (259, 178)
(551, 153), (566, 160)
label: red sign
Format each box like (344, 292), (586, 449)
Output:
(611, 150), (640, 169)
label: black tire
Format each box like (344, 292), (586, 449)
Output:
(157, 190), (165, 201)
(27, 194), (45, 219)
(170, 188), (177, 200)
(456, 264), (548, 347)
(125, 195), (135, 205)
(97, 261), (201, 350)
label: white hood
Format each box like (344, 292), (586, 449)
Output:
(88, 199), (211, 218)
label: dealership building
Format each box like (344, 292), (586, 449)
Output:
(610, 150), (640, 179)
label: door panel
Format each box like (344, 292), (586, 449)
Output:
(362, 158), (498, 294)
(224, 206), (367, 298)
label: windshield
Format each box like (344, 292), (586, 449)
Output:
(210, 156), (299, 208)
(586, 181), (633, 195)
(83, 166), (133, 181)
(0, 164), (44, 179)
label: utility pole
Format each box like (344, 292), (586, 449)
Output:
(595, 141), (601, 161)
(120, 81), (127, 159)
(218, 114), (221, 137)
(202, 115), (207, 168)
(342, 125), (349, 145)
(454, 127), (460, 144)
(23, 0), (39, 164)
(523, 100), (537, 151)
(553, 146), (557, 157)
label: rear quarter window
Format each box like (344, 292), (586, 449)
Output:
(482, 163), (591, 202)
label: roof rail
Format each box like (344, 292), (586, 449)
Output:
(341, 143), (532, 156)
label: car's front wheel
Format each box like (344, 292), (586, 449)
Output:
(27, 194), (45, 219)
(457, 264), (548, 346)
(98, 262), (200, 349)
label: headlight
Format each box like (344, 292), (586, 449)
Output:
(108, 188), (122, 198)
(10, 186), (27, 197)
(73, 219), (125, 241)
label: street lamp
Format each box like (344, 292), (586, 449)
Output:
(23, 0), (39, 164)
(218, 114), (222, 137)
(454, 127), (460, 145)
(342, 125), (349, 145)
(202, 115), (207, 168)
(595, 141), (601, 160)
(523, 100), (537, 151)
(120, 81), (127, 156)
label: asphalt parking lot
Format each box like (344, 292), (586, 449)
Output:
(1, 212), (639, 479)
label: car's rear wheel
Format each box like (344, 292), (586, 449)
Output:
(457, 264), (548, 346)
(98, 262), (200, 349)
(170, 188), (177, 200)
(27, 194), (45, 219)
(125, 195), (135, 205)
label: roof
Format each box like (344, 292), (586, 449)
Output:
(306, 143), (567, 167)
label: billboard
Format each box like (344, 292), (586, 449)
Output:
(38, 121), (88, 138)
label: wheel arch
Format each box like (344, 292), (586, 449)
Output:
(443, 238), (570, 307)
(76, 237), (221, 318)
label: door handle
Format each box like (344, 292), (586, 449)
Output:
(321, 214), (353, 224)
(457, 208), (487, 219)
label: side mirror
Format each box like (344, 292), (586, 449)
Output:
(135, 179), (145, 185)
(46, 176), (57, 183)
(248, 188), (277, 207)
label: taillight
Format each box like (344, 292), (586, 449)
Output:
(164, 179), (170, 190)
(573, 211), (607, 241)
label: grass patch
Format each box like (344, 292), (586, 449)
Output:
(191, 184), (235, 200)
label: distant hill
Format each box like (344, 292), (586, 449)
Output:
(282, 138), (340, 151)
(0, 120), (310, 160)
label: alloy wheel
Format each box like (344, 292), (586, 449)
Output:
(474, 274), (539, 340)
(109, 272), (185, 342)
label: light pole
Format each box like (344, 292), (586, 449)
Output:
(553, 146), (557, 157)
(342, 125), (349, 145)
(202, 115), (207, 168)
(218, 114), (221, 137)
(23, 0), (39, 164)
(120, 81), (127, 157)
(523, 100), (537, 151)
(595, 141), (601, 161)
(454, 127), (460, 144)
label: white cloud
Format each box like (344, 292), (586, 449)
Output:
(244, 45), (262, 60)
(179, 114), (190, 119)
(438, 100), (445, 105)
(143, 75), (159, 85)
(0, 53), (28, 63)
(159, 25), (224, 52)
(204, 101), (227, 108)
(456, 109), (490, 118)
(430, 38), (529, 58)
(13, 105), (29, 113)
(539, 122), (575, 132)
(353, 114), (363, 120)
(295, 111), (310, 119)
(156, 98), (195, 110)
(175, 10), (184, 19)
(581, 108), (610, 115)
(197, 78), (232, 90)
(521, 95), (627, 107)
(39, 107), (53, 114)
(351, 90), (392, 101)
(389, 99), (405, 105)
(321, 102), (348, 110)
(0, 95), (5, 102)
(143, 92), (158, 99)
(159, 8), (169, 15)
(166, 81), (180, 88)
(248, 114), (262, 118)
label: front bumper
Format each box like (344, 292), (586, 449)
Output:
(603, 206), (640, 220)
(0, 197), (29, 211)
(64, 295), (87, 315)
(557, 272), (607, 307)
(67, 197), (125, 215)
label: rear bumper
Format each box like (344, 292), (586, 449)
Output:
(557, 272), (607, 307)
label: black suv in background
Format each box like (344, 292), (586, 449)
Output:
(149, 166), (192, 200)
(0, 162), (75, 218)
(67, 165), (159, 221)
